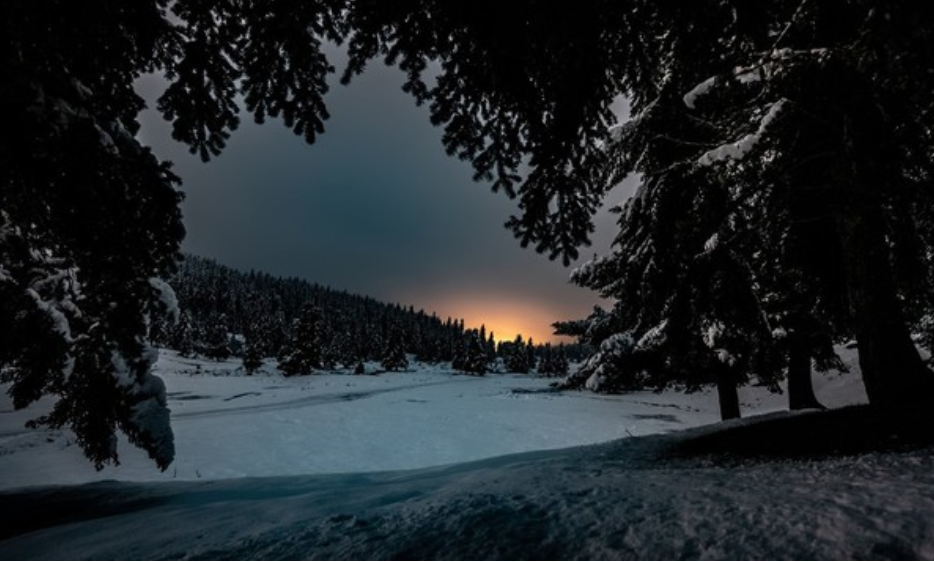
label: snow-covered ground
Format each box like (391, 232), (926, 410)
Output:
(0, 349), (865, 489)
(7, 347), (930, 560)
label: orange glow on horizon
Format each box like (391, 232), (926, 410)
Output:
(415, 292), (572, 344)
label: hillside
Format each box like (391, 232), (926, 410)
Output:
(156, 254), (472, 365)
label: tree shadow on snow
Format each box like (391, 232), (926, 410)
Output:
(666, 404), (934, 462)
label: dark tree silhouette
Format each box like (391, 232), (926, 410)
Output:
(504, 335), (530, 374)
(381, 324), (409, 372)
(280, 303), (324, 376)
(1, 0), (184, 469)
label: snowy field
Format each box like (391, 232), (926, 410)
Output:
(0, 349), (864, 489)
(7, 348), (934, 560)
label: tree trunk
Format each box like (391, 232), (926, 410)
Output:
(787, 331), (824, 410)
(716, 365), (741, 420)
(835, 176), (933, 408)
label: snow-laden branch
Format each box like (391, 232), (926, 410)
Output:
(698, 100), (786, 167)
(149, 277), (180, 325)
(682, 76), (717, 110)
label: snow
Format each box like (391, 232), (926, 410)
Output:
(734, 64), (763, 84)
(0, 348), (868, 489)
(698, 100), (786, 166)
(4, 347), (922, 560)
(148, 277), (179, 324)
(24, 288), (72, 343)
(682, 75), (717, 109)
(107, 345), (175, 467)
(703, 231), (719, 253)
(4, 431), (933, 560)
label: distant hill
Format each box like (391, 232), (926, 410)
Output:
(152, 254), (468, 367)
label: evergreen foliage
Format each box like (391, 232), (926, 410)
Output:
(538, 344), (570, 378)
(381, 323), (409, 372)
(504, 335), (531, 374)
(154, 255), (469, 367)
(1, 0), (184, 470)
(552, 2), (934, 414)
(455, 331), (489, 376)
(242, 343), (263, 375)
(280, 303), (324, 376)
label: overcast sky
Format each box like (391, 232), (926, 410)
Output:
(136, 58), (635, 343)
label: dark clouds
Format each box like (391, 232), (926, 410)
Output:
(136, 59), (634, 342)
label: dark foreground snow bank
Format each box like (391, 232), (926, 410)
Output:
(2, 409), (933, 560)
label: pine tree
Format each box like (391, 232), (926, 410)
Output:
(505, 335), (530, 374)
(202, 315), (231, 361)
(381, 324), (409, 372)
(170, 311), (197, 358)
(553, 345), (570, 378)
(242, 342), (263, 375)
(279, 303), (323, 376)
(486, 332), (498, 369)
(538, 343), (569, 378)
(456, 331), (488, 376)
(538, 344), (554, 376)
(1, 0), (185, 469)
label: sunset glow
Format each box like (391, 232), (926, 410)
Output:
(412, 291), (571, 344)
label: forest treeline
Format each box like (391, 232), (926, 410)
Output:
(154, 255), (584, 376)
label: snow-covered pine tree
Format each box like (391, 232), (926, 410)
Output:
(486, 331), (498, 368)
(526, 338), (537, 373)
(1, 0), (186, 469)
(538, 343), (570, 378)
(581, 1), (934, 410)
(381, 324), (409, 372)
(279, 303), (323, 376)
(537, 343), (554, 376)
(505, 335), (530, 374)
(242, 341), (263, 375)
(202, 314), (232, 361)
(456, 331), (488, 376)
(552, 345), (570, 378)
(170, 311), (197, 358)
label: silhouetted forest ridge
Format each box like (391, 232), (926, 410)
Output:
(151, 254), (470, 366)
(153, 254), (585, 376)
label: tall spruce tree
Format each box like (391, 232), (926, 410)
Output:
(381, 323), (409, 372)
(280, 303), (323, 376)
(505, 335), (530, 374)
(242, 341), (263, 375)
(457, 331), (488, 376)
